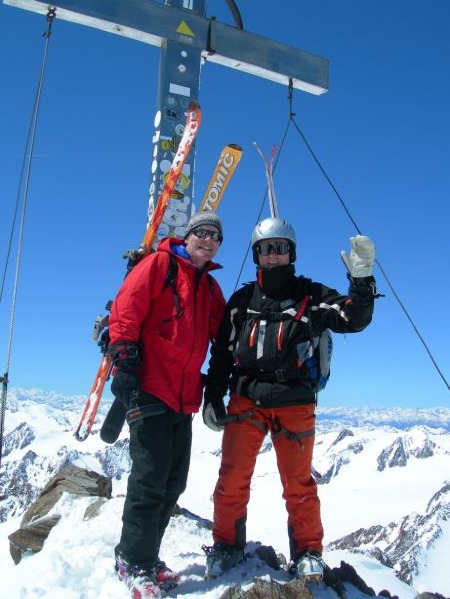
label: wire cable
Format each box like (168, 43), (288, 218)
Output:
(232, 101), (293, 291)
(0, 8), (56, 468)
(289, 113), (448, 392)
(234, 80), (448, 392)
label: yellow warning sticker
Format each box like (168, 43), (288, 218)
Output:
(176, 20), (195, 37)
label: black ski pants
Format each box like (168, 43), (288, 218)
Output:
(117, 406), (192, 568)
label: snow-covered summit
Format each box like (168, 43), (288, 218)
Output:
(1, 388), (449, 598)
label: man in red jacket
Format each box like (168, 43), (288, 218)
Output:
(108, 211), (226, 599)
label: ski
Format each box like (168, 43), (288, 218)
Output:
(253, 142), (279, 218)
(99, 142), (243, 445)
(74, 100), (202, 442)
(139, 101), (202, 256)
(197, 143), (242, 212)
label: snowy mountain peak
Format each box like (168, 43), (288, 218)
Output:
(1, 388), (449, 598)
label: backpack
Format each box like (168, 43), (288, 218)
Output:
(139, 252), (215, 323)
(234, 282), (332, 394)
(296, 328), (333, 392)
(163, 253), (214, 320)
(95, 252), (214, 351)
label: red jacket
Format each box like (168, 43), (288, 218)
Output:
(109, 238), (226, 414)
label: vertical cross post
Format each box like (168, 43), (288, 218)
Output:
(3, 0), (329, 240)
(149, 0), (206, 239)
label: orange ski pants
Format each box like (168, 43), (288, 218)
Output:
(212, 394), (323, 559)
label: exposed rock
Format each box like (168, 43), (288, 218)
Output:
(254, 544), (281, 571)
(8, 515), (61, 565)
(216, 560), (396, 599)
(1, 422), (35, 457)
(172, 503), (213, 530)
(409, 438), (436, 459)
(317, 454), (351, 484)
(331, 561), (376, 596)
(0, 449), (40, 521)
(322, 564), (347, 598)
(377, 437), (408, 471)
(22, 463), (111, 525)
(84, 497), (109, 519)
(327, 479), (450, 589)
(331, 429), (355, 448)
(97, 437), (131, 481)
(219, 577), (310, 599)
(8, 465), (111, 564)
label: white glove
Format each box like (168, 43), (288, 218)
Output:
(203, 402), (225, 432)
(341, 235), (375, 278)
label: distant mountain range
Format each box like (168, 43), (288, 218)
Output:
(316, 405), (450, 431)
(1, 388), (449, 598)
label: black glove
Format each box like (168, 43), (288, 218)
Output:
(108, 341), (141, 409)
(202, 383), (227, 432)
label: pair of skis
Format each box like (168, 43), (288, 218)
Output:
(75, 100), (242, 441)
(100, 140), (243, 444)
(253, 142), (279, 218)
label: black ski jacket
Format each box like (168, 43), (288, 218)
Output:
(207, 271), (376, 408)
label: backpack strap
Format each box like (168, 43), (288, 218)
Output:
(162, 254), (183, 321)
(162, 254), (215, 322)
(236, 368), (312, 386)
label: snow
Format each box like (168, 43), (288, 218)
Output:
(1, 396), (449, 598)
(414, 516), (450, 593)
(0, 490), (417, 599)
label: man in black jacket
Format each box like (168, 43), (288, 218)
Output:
(201, 217), (377, 580)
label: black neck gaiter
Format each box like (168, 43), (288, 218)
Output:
(256, 264), (296, 296)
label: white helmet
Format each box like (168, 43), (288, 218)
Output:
(251, 217), (297, 263)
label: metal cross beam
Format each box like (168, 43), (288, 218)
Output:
(4, 0), (329, 239)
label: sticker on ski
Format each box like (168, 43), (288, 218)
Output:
(198, 144), (242, 212)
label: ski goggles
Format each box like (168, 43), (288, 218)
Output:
(256, 241), (291, 256)
(192, 227), (223, 243)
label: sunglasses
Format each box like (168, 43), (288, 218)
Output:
(192, 227), (223, 243)
(256, 241), (291, 256)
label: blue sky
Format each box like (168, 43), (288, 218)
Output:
(1, 0), (449, 409)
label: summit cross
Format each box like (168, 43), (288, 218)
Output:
(4, 0), (328, 238)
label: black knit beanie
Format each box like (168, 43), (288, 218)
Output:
(184, 212), (223, 239)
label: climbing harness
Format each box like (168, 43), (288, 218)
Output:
(221, 406), (315, 448)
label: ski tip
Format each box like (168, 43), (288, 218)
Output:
(74, 429), (88, 442)
(228, 143), (242, 151)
